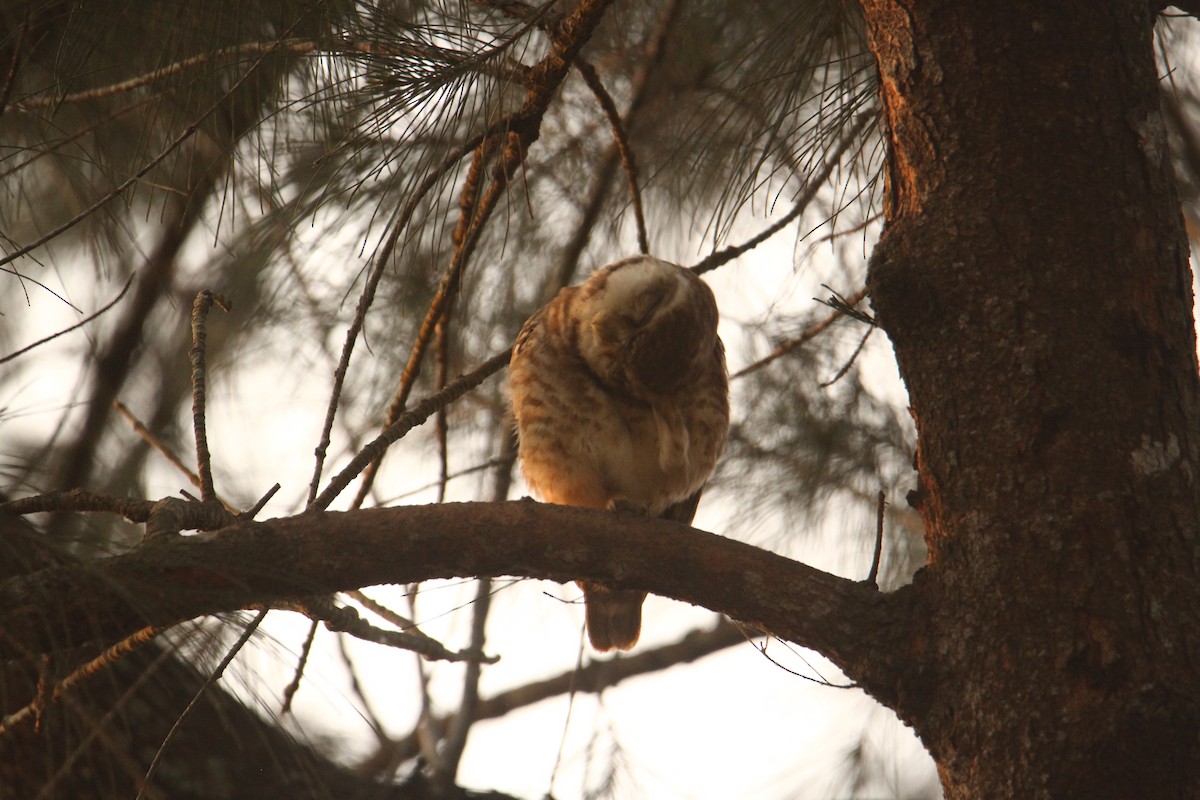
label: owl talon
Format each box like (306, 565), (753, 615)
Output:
(607, 497), (649, 515)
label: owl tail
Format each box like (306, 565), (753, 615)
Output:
(580, 582), (647, 652)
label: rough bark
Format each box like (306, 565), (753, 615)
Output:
(859, 1), (1200, 797)
(0, 500), (911, 795)
(0, 502), (909, 696)
(0, 520), (520, 800)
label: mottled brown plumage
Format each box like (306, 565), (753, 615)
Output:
(509, 256), (730, 651)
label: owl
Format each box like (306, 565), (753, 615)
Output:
(509, 255), (730, 651)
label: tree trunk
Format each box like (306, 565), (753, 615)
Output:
(859, 1), (1200, 796)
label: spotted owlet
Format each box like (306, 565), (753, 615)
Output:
(509, 255), (730, 651)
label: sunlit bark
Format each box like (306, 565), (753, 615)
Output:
(860, 1), (1200, 796)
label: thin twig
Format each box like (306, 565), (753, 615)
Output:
(358, 619), (749, 776)
(434, 313), (453, 504)
(348, 590), (421, 631)
(305, 131), (490, 509)
(117, 403), (274, 519)
(239, 482), (280, 520)
(690, 112), (872, 276)
(407, 586), (441, 771)
(280, 620), (318, 715)
(380, 456), (513, 503)
(0, 94), (160, 183)
(818, 284), (877, 325)
(575, 58), (649, 254)
(32, 655), (50, 733)
(866, 490), (886, 589)
(753, 639), (855, 688)
(33, 645), (177, 800)
(820, 323), (876, 387)
(350, 136), (496, 510)
(113, 399), (201, 487)
(0, 275), (134, 366)
(432, 137), (492, 506)
(0, 626), (168, 735)
(136, 610), (267, 800)
(312, 349), (511, 511)
(731, 287), (869, 380)
(546, 622), (587, 799)
(335, 632), (389, 742)
(0, 16), (27, 119)
(550, 0), (681, 289)
(189, 291), (230, 503)
(0, 266), (81, 311)
(278, 598), (494, 663)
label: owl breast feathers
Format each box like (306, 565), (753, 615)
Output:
(509, 255), (730, 651)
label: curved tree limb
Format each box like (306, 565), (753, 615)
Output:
(0, 501), (914, 708)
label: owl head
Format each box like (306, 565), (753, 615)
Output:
(572, 256), (721, 399)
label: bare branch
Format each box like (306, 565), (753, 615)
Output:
(189, 291), (230, 503)
(361, 618), (751, 775)
(433, 434), (517, 787)
(307, 131), (490, 508)
(335, 632), (389, 743)
(280, 619), (318, 716)
(820, 324), (876, 387)
(575, 58), (649, 254)
(312, 349), (511, 510)
(276, 596), (493, 664)
(351, 137), (497, 509)
(0, 501), (912, 705)
(348, 589), (420, 630)
(114, 400), (201, 488)
(550, 0), (681, 290)
(33, 645), (178, 800)
(0, 15), (26, 119)
(0, 94), (159, 183)
(867, 490), (885, 589)
(240, 483), (280, 521)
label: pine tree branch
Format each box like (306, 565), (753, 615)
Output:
(13, 37), (529, 110)
(0, 501), (913, 706)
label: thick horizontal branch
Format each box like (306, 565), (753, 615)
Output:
(0, 502), (912, 698)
